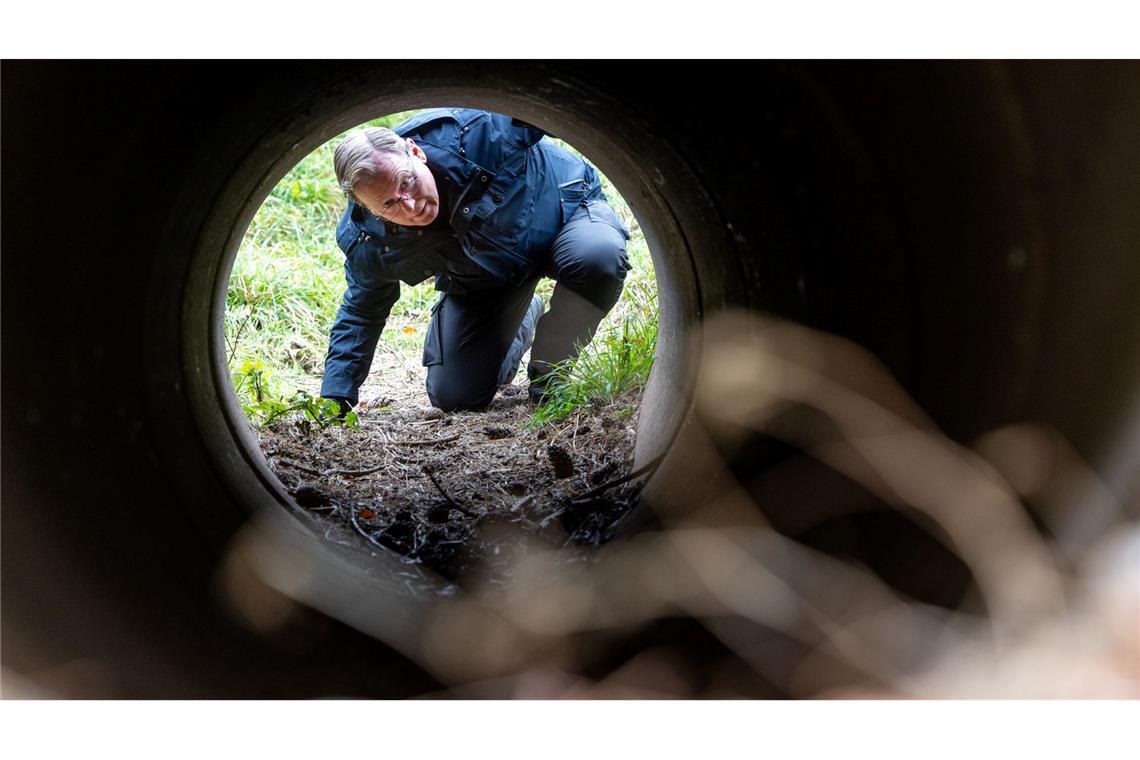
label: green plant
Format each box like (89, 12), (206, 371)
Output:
(231, 359), (358, 430)
(530, 280), (658, 426)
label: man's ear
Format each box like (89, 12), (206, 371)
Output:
(407, 138), (428, 164)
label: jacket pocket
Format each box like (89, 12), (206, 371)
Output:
(558, 178), (592, 225)
(337, 224), (365, 256)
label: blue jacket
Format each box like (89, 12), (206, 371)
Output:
(320, 108), (609, 404)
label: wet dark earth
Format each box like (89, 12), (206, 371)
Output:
(259, 384), (649, 584)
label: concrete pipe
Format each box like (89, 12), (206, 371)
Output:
(3, 61), (1138, 697)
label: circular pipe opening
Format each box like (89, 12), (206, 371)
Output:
(221, 106), (663, 575)
(184, 69), (713, 588)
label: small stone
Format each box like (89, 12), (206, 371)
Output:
(423, 407), (445, 421)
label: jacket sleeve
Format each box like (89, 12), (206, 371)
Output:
(319, 238), (401, 405)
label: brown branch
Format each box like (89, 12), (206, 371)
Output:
(276, 458), (323, 477)
(318, 435), (458, 477)
(390, 432), (461, 447)
(323, 463), (385, 478)
(350, 512), (389, 551)
(423, 466), (473, 515)
(570, 452), (666, 504)
(223, 310), (255, 367)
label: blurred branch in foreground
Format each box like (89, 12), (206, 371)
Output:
(221, 311), (1139, 698)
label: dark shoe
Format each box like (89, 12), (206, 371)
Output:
(528, 380), (548, 405)
(527, 372), (562, 405)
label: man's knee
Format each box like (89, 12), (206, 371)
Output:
(425, 370), (495, 412)
(556, 233), (629, 309)
(581, 243), (628, 283)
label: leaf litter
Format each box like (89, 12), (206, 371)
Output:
(256, 371), (647, 587)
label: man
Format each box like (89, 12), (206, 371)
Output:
(319, 108), (631, 414)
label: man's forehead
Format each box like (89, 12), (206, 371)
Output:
(371, 149), (411, 181)
(357, 152), (410, 198)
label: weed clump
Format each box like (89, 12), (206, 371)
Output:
(530, 281), (657, 426)
(232, 359), (358, 430)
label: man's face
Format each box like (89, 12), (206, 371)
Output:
(354, 138), (440, 226)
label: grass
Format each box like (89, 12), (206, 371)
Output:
(225, 112), (658, 426)
(529, 279), (658, 426)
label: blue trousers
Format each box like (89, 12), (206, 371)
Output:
(424, 201), (630, 411)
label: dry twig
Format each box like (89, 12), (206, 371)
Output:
(391, 432), (461, 447)
(276, 458), (323, 477)
(570, 451), (665, 503)
(423, 466), (473, 515)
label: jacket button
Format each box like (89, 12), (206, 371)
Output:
(462, 207), (470, 215)
(417, 230), (423, 237)
(384, 246), (390, 252)
(458, 147), (466, 155)
(481, 175), (488, 183)
(493, 194), (503, 203)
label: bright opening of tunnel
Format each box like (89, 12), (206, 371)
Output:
(221, 105), (663, 582)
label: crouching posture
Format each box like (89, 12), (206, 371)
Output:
(320, 108), (630, 413)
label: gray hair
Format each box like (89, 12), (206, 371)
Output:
(332, 127), (408, 204)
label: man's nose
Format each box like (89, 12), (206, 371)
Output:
(399, 196), (416, 212)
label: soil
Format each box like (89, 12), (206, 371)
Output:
(255, 353), (646, 586)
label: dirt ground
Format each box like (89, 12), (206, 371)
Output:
(256, 351), (646, 584)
